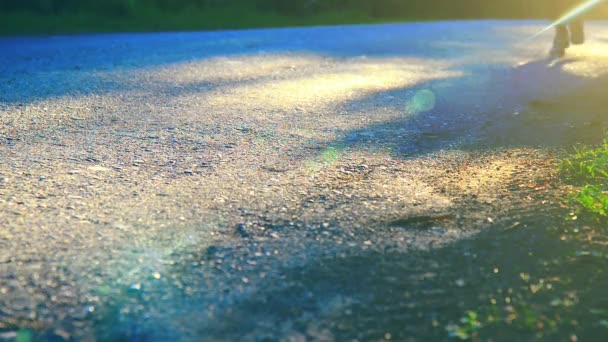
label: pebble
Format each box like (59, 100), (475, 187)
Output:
(129, 283), (142, 292)
(88, 165), (110, 172)
(236, 224), (251, 238)
(54, 328), (71, 341)
(431, 228), (447, 235)
(206, 245), (219, 257)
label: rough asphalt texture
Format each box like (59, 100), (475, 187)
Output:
(2, 21), (608, 340)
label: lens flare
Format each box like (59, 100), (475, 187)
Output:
(529, 0), (603, 40)
(406, 89), (436, 114)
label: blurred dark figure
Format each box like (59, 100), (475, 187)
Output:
(550, 0), (586, 58)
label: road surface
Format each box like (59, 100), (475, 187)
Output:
(2, 21), (608, 340)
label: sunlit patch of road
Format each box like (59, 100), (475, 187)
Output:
(202, 58), (458, 111)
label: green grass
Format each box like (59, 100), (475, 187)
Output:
(573, 185), (608, 217)
(560, 142), (608, 185)
(560, 139), (608, 219)
(0, 8), (388, 36)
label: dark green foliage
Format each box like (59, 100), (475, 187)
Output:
(0, 0), (586, 18)
(0, 0), (600, 35)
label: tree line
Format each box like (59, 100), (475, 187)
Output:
(0, 0), (582, 19)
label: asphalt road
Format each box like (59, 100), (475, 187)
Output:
(2, 21), (608, 341)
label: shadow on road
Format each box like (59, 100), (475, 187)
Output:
(201, 218), (607, 341)
(334, 56), (608, 160)
(92, 184), (608, 341)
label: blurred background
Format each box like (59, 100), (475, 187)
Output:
(1, 0), (606, 36)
